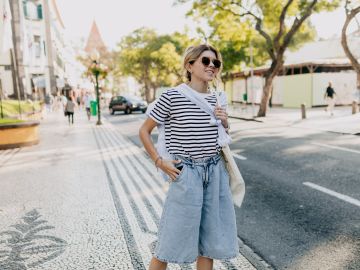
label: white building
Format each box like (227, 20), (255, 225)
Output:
(0, 0), (84, 100)
(0, 0), (14, 98)
(227, 32), (360, 108)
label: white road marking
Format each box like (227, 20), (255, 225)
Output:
(303, 182), (360, 208)
(232, 153), (247, 160)
(312, 142), (360, 155)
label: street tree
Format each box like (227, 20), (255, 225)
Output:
(116, 28), (195, 102)
(177, 0), (340, 116)
(78, 48), (115, 93)
(341, 0), (360, 97)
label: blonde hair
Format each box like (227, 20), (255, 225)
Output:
(183, 44), (223, 82)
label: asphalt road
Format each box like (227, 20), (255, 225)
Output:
(105, 111), (360, 270)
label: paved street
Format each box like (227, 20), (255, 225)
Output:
(107, 109), (360, 270)
(0, 111), (256, 270)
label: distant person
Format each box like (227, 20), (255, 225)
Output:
(76, 95), (81, 109)
(65, 97), (75, 124)
(83, 92), (92, 121)
(61, 94), (67, 112)
(324, 82), (336, 116)
(44, 93), (54, 113)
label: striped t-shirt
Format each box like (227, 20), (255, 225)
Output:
(149, 88), (222, 159)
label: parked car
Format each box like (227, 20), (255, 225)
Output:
(109, 95), (148, 115)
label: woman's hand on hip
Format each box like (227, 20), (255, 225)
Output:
(158, 159), (182, 181)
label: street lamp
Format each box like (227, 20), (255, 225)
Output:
(90, 50), (102, 125)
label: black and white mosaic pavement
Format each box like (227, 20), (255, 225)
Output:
(0, 209), (67, 270)
(0, 113), (257, 270)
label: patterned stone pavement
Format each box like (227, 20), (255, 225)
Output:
(0, 112), (257, 270)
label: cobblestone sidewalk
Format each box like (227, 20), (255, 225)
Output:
(0, 111), (257, 270)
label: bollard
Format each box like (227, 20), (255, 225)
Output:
(352, 100), (357, 114)
(301, 103), (306, 119)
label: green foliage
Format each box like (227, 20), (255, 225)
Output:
(115, 28), (198, 101)
(0, 119), (24, 124)
(176, 0), (341, 69)
(77, 48), (115, 91)
(1, 100), (41, 118)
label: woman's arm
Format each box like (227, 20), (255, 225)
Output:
(139, 118), (181, 180)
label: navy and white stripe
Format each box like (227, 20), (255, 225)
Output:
(149, 89), (221, 159)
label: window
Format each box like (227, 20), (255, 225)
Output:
(34, 36), (41, 58)
(23, 0), (43, 20)
(37, 4), (43, 19)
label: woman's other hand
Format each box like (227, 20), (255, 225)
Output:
(214, 105), (229, 128)
(158, 159), (183, 181)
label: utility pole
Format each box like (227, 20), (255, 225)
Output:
(43, 0), (56, 95)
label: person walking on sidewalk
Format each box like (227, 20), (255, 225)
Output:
(65, 97), (75, 124)
(324, 82), (336, 116)
(139, 44), (238, 270)
(83, 92), (92, 121)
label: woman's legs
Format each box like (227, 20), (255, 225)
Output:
(148, 257), (167, 270)
(67, 113), (74, 124)
(197, 256), (213, 270)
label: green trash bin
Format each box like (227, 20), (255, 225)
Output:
(90, 100), (97, 116)
(243, 93), (248, 102)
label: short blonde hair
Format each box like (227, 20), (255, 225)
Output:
(183, 44), (223, 82)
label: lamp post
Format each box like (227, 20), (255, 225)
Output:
(90, 50), (102, 125)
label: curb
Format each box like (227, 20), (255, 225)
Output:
(228, 115), (263, 122)
(238, 237), (274, 270)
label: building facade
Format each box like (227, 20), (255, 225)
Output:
(0, 0), (83, 101)
(226, 33), (360, 108)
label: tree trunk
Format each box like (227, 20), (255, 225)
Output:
(144, 84), (151, 103)
(341, 6), (360, 104)
(357, 73), (360, 104)
(257, 75), (275, 117)
(151, 88), (157, 102)
(257, 60), (283, 117)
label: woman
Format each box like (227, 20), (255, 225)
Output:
(65, 97), (75, 124)
(139, 44), (238, 270)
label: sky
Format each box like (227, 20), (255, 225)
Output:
(56, 0), (359, 50)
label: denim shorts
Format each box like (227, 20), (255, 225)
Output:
(154, 153), (239, 264)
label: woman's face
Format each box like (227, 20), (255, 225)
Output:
(189, 50), (220, 83)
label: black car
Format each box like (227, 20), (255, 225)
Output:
(109, 95), (148, 115)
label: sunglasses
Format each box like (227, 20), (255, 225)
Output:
(201, 56), (221, 69)
(190, 57), (222, 69)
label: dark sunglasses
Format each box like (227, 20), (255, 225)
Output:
(201, 56), (221, 69)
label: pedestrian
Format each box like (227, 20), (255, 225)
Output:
(76, 95), (81, 109)
(65, 97), (75, 124)
(139, 44), (237, 270)
(61, 93), (67, 113)
(324, 82), (336, 116)
(83, 92), (92, 121)
(44, 93), (53, 113)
